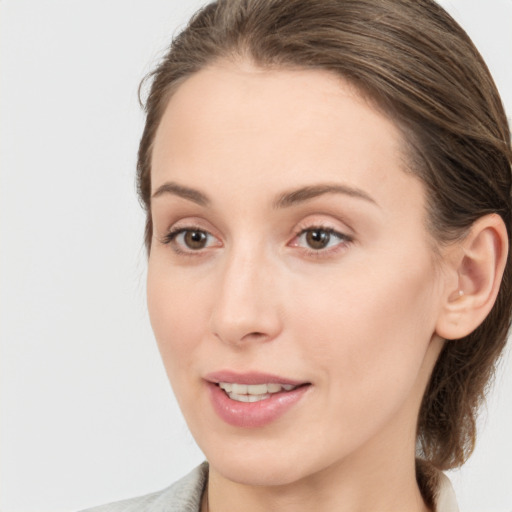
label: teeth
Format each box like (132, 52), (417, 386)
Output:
(229, 392), (271, 402)
(220, 382), (233, 392)
(247, 384), (268, 395)
(218, 382), (298, 401)
(231, 383), (248, 394)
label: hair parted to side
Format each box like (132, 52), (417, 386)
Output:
(137, 0), (512, 471)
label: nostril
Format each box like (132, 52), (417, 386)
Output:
(209, 295), (282, 346)
(241, 331), (268, 341)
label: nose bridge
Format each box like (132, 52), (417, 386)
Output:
(210, 237), (280, 345)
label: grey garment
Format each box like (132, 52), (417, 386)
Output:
(80, 462), (208, 512)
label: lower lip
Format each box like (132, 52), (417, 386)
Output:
(207, 382), (310, 428)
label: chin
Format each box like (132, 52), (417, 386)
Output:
(199, 431), (338, 488)
(212, 456), (310, 487)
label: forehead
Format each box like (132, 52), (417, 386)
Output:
(153, 62), (399, 157)
(151, 62), (423, 214)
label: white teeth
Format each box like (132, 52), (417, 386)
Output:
(231, 383), (248, 394)
(218, 382), (299, 401)
(229, 392), (271, 402)
(247, 384), (268, 395)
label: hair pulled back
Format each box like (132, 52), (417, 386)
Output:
(137, 0), (512, 471)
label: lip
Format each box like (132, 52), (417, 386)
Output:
(205, 370), (311, 428)
(205, 370), (306, 386)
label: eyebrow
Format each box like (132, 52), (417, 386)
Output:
(151, 181), (378, 209)
(152, 182), (210, 206)
(273, 184), (378, 209)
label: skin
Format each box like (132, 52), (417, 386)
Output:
(147, 62), (451, 512)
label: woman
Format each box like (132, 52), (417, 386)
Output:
(84, 0), (511, 510)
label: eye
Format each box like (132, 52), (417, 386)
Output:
(162, 227), (221, 253)
(180, 229), (209, 250)
(291, 227), (351, 252)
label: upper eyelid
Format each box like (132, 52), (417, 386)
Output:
(166, 216), (213, 232)
(292, 211), (354, 230)
(296, 227), (348, 238)
(293, 219), (352, 237)
(296, 223), (344, 233)
(163, 218), (221, 239)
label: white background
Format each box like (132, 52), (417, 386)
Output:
(1, 1), (511, 511)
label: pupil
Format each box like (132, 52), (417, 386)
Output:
(306, 229), (330, 249)
(185, 230), (207, 249)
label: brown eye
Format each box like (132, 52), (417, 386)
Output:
(163, 227), (219, 253)
(183, 230), (208, 249)
(305, 229), (332, 250)
(291, 227), (351, 253)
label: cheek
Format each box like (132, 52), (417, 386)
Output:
(147, 259), (210, 374)
(293, 253), (437, 342)
(291, 253), (439, 421)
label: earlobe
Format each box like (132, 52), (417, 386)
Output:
(436, 214), (508, 340)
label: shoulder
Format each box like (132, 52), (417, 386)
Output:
(416, 459), (459, 512)
(435, 471), (459, 512)
(79, 462), (208, 512)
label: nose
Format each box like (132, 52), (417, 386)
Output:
(209, 244), (282, 347)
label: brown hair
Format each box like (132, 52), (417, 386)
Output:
(137, 0), (512, 471)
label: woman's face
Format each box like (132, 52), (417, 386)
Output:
(148, 63), (446, 486)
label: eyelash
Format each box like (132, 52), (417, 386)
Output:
(160, 224), (353, 258)
(160, 226), (217, 256)
(291, 226), (353, 257)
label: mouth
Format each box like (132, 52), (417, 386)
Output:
(217, 382), (304, 402)
(205, 371), (311, 427)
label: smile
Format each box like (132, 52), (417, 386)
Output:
(218, 382), (298, 402)
(206, 372), (311, 427)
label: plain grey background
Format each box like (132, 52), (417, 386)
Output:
(1, 1), (511, 510)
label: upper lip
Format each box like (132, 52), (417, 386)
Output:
(204, 370), (308, 386)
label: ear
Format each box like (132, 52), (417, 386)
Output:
(435, 214), (509, 340)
